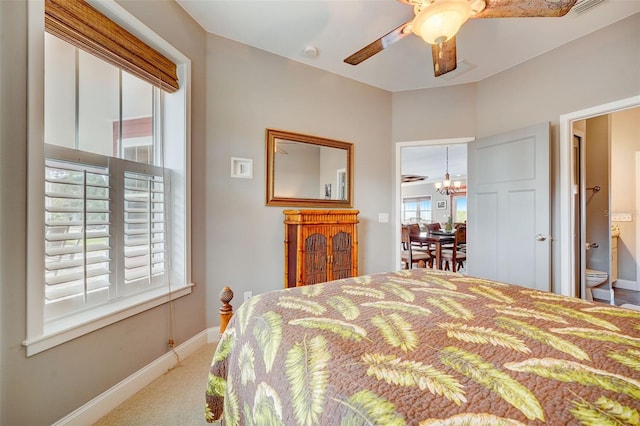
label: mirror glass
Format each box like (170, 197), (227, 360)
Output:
(266, 129), (353, 207)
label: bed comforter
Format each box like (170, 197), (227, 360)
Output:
(205, 269), (640, 425)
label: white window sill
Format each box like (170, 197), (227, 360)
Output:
(23, 283), (193, 356)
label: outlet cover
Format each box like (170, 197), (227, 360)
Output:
(244, 291), (252, 302)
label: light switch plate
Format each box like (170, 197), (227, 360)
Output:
(378, 213), (389, 223)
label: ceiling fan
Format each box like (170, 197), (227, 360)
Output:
(402, 174), (428, 183)
(344, 0), (578, 77)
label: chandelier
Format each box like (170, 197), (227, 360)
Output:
(434, 146), (462, 195)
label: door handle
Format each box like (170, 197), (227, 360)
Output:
(536, 234), (547, 242)
(586, 242), (599, 250)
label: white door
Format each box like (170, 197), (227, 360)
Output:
(467, 122), (550, 291)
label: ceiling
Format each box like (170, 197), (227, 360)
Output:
(176, 0), (639, 93)
(175, 0), (638, 185)
(401, 143), (467, 185)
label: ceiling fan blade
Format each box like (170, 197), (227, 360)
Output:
(344, 20), (413, 65)
(473, 0), (578, 18)
(432, 37), (457, 77)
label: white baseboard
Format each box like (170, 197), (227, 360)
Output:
(592, 287), (614, 302)
(613, 279), (639, 291)
(54, 327), (220, 426)
(592, 280), (639, 302)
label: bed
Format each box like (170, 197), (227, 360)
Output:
(205, 269), (640, 424)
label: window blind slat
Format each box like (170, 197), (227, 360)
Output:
(45, 206), (107, 214)
(47, 220), (84, 227)
(46, 254), (109, 271)
(45, 193), (110, 202)
(45, 278), (110, 301)
(46, 177), (109, 189)
(125, 257), (149, 269)
(46, 266), (110, 285)
(125, 239), (150, 247)
(44, 0), (179, 93)
(45, 232), (83, 241)
(44, 230), (110, 242)
(44, 220), (110, 227)
(46, 270), (84, 285)
(46, 243), (109, 256)
(125, 229), (150, 236)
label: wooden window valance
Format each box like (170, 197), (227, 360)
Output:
(44, 0), (179, 93)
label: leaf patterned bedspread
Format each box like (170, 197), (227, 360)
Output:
(205, 269), (640, 425)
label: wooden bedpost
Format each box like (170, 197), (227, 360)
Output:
(219, 286), (234, 335)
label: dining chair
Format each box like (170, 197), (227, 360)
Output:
(401, 225), (430, 269)
(455, 224), (467, 253)
(425, 222), (441, 232)
(408, 223), (437, 268)
(440, 225), (466, 272)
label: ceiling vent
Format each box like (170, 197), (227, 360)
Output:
(571, 0), (607, 15)
(440, 60), (476, 80)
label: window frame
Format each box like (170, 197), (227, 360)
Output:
(25, 0), (192, 356)
(451, 192), (468, 223)
(401, 195), (433, 224)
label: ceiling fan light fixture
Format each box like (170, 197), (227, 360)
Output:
(413, 0), (471, 45)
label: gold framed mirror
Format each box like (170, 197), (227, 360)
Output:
(266, 129), (353, 207)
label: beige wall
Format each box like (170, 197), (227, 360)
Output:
(392, 83), (477, 142)
(1, 3), (639, 423)
(475, 13), (640, 138)
(204, 34), (394, 322)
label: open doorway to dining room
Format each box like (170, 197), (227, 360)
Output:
(394, 138), (472, 271)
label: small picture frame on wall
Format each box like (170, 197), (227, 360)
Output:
(231, 157), (253, 179)
(324, 184), (331, 199)
(436, 200), (447, 210)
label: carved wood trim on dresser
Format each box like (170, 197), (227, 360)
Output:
(283, 210), (359, 288)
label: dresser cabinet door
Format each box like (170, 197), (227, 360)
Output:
(303, 233), (328, 285)
(330, 230), (353, 280)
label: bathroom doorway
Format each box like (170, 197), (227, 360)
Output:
(573, 118), (612, 303)
(570, 105), (640, 304)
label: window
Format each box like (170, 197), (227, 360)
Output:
(453, 194), (467, 223)
(44, 146), (169, 320)
(402, 196), (432, 224)
(26, 0), (191, 356)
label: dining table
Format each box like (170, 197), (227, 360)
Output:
(410, 230), (455, 270)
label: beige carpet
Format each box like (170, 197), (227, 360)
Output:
(94, 343), (218, 426)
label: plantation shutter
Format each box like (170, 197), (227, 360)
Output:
(44, 158), (112, 307)
(44, 0), (179, 93)
(123, 170), (167, 286)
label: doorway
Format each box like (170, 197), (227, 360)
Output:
(572, 118), (613, 304)
(559, 95), (640, 299)
(394, 137), (473, 269)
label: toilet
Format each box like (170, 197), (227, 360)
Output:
(585, 269), (608, 301)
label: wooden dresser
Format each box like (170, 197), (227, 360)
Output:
(283, 209), (359, 288)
